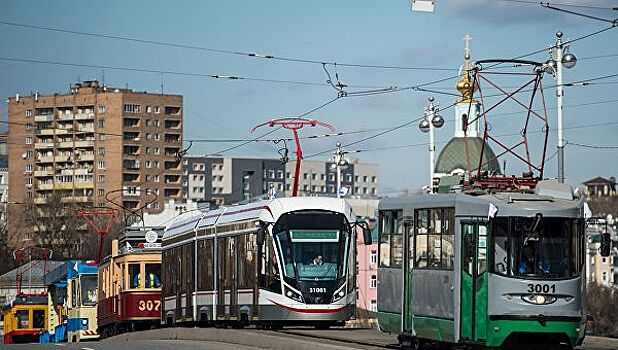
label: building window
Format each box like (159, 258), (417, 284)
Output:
(145, 161), (151, 168)
(99, 133), (106, 141)
(370, 275), (377, 288)
(286, 184), (291, 191)
(277, 170), (284, 179)
(370, 250), (378, 265)
(154, 147), (160, 155)
(346, 174), (352, 183)
(98, 119), (105, 128)
(25, 150), (32, 159)
(25, 110), (33, 117)
(98, 175), (105, 183)
(363, 176), (368, 182)
(25, 177), (32, 185)
(370, 300), (377, 312)
(154, 175), (160, 182)
(355, 175), (359, 182)
(146, 106), (152, 113)
(98, 161), (105, 169)
(372, 176), (377, 183)
(328, 173), (335, 181)
(98, 189), (104, 196)
(98, 106), (106, 114)
(25, 123), (32, 131)
(123, 104), (141, 113)
(303, 173), (308, 180)
(25, 136), (32, 145)
(312, 173), (317, 180)
(268, 170), (275, 179)
(26, 191), (33, 198)
(25, 164), (33, 172)
(154, 106), (160, 114)
(372, 188), (377, 195)
(328, 184), (335, 193)
(98, 147), (105, 156)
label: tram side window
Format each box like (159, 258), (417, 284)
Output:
(415, 208), (455, 270)
(238, 234), (256, 290)
(71, 280), (77, 308)
(145, 264), (162, 288)
(33, 309), (45, 328)
(17, 310), (29, 329)
(197, 240), (214, 290)
(379, 210), (403, 268)
(129, 263), (141, 288)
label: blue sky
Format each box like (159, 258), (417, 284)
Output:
(1, 0), (617, 194)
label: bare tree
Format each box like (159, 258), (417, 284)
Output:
(18, 192), (93, 260)
(586, 284), (618, 337)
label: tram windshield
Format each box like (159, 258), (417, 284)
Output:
(273, 211), (350, 281)
(493, 217), (583, 279)
(80, 275), (98, 306)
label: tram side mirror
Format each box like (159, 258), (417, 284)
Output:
(256, 221), (267, 247)
(600, 233), (611, 257)
(361, 221), (372, 246)
(464, 234), (474, 258)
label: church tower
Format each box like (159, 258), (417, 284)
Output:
(434, 35), (501, 178)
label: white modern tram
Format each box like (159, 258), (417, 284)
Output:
(162, 197), (371, 328)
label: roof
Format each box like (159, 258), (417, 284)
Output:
(583, 176), (616, 185)
(164, 197), (355, 240)
(0, 260), (65, 288)
(435, 137), (501, 175)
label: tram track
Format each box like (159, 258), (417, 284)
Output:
(272, 328), (399, 349)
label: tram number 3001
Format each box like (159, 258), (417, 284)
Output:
(137, 299), (161, 312)
(526, 284), (556, 294)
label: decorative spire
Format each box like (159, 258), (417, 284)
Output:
(456, 34), (476, 103)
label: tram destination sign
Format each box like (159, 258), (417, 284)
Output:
(290, 230), (339, 242)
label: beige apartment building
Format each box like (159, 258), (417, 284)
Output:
(7, 81), (183, 243)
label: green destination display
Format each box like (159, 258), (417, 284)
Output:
(290, 230), (339, 242)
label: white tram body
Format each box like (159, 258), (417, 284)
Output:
(162, 197), (363, 327)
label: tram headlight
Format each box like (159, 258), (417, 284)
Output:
(521, 294), (557, 305)
(81, 318), (89, 329)
(284, 286), (304, 303)
(332, 285), (347, 303)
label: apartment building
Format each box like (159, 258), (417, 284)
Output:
(7, 80), (183, 242)
(284, 159), (379, 197)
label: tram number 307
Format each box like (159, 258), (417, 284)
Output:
(137, 299), (161, 312)
(526, 284), (556, 294)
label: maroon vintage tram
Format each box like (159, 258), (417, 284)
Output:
(97, 227), (163, 338)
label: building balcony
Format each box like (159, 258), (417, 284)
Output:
(36, 156), (55, 163)
(58, 168), (91, 176)
(61, 196), (90, 203)
(77, 125), (95, 133)
(55, 155), (71, 162)
(35, 129), (56, 136)
(34, 142), (55, 149)
(75, 112), (95, 120)
(74, 140), (95, 148)
(38, 183), (54, 190)
(58, 113), (74, 121)
(34, 197), (47, 204)
(55, 141), (74, 148)
(34, 170), (54, 177)
(54, 182), (94, 190)
(77, 154), (94, 161)
(34, 114), (54, 122)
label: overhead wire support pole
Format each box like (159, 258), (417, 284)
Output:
(252, 118), (335, 197)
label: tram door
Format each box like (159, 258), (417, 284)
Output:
(460, 221), (488, 342)
(403, 220), (414, 333)
(217, 236), (239, 319)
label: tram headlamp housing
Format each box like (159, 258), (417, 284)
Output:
(332, 284), (347, 303)
(81, 318), (89, 329)
(284, 286), (304, 303)
(521, 294), (557, 305)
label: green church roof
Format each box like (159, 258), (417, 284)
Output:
(435, 137), (501, 175)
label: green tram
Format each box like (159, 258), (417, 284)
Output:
(377, 180), (609, 349)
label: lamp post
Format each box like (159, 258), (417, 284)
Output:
(419, 97), (444, 192)
(332, 143), (349, 198)
(547, 31), (577, 183)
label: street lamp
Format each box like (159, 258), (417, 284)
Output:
(546, 31), (577, 183)
(332, 143), (349, 198)
(418, 97), (444, 191)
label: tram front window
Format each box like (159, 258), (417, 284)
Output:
(80, 275), (98, 306)
(493, 217), (583, 279)
(274, 211), (349, 282)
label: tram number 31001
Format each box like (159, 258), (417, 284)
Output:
(526, 283), (556, 294)
(137, 299), (161, 312)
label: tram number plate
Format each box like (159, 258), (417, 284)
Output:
(526, 283), (556, 294)
(138, 299), (161, 311)
(309, 287), (326, 293)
